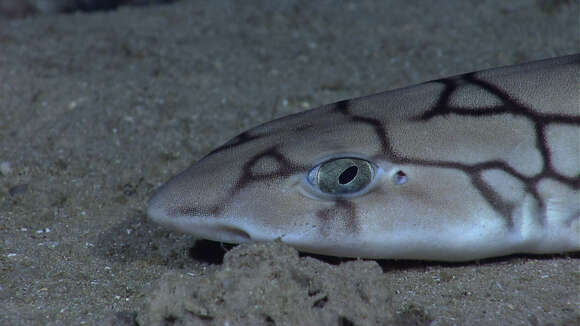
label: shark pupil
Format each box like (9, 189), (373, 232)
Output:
(339, 166), (358, 184)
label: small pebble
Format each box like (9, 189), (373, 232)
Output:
(0, 161), (12, 176)
(9, 184), (29, 197)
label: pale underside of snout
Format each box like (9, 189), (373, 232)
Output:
(147, 200), (580, 261)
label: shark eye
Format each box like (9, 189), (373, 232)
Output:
(308, 158), (374, 195)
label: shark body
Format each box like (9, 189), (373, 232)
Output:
(148, 55), (580, 261)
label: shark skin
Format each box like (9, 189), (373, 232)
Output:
(148, 54), (580, 261)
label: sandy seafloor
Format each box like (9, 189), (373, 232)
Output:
(0, 1), (578, 325)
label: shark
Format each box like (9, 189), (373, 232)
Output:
(148, 54), (580, 261)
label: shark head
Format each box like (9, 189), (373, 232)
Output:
(148, 55), (580, 261)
